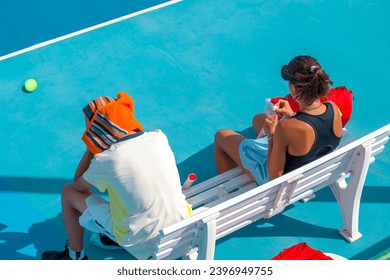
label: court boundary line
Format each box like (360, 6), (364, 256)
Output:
(0, 0), (182, 62)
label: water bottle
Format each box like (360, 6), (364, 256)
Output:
(265, 98), (277, 118)
(257, 98), (278, 138)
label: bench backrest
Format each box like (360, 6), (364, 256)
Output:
(152, 124), (390, 260)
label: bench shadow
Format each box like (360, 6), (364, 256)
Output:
(314, 184), (390, 204)
(0, 215), (137, 260)
(216, 203), (343, 245)
(0, 215), (66, 260)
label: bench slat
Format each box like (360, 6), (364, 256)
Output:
(191, 181), (258, 215)
(184, 167), (243, 199)
(187, 173), (252, 209)
(157, 224), (197, 244)
(216, 197), (271, 228)
(217, 205), (268, 235)
(216, 211), (270, 240)
(154, 243), (194, 260)
(156, 229), (196, 252)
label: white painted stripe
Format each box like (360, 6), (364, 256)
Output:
(0, 0), (182, 61)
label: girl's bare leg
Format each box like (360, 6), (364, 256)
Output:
(214, 129), (254, 180)
(252, 113), (268, 136)
(61, 184), (92, 252)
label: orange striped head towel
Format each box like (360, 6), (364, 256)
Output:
(82, 92), (143, 154)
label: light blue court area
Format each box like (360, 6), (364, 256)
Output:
(1, 0), (390, 260)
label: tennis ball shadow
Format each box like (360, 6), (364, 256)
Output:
(21, 85), (30, 93)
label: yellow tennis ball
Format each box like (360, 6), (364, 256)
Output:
(24, 78), (38, 92)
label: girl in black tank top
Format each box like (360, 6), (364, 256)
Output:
(284, 103), (341, 173)
(213, 55), (343, 185)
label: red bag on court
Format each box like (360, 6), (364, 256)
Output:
(271, 86), (353, 127)
(271, 242), (333, 260)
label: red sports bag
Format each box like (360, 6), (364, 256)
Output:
(271, 242), (333, 260)
(271, 86), (354, 127)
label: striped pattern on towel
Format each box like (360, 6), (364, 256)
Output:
(82, 92), (143, 154)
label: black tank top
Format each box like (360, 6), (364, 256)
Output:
(284, 103), (341, 173)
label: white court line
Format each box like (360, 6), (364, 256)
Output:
(0, 0), (182, 61)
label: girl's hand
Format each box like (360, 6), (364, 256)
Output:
(264, 114), (278, 136)
(274, 99), (295, 118)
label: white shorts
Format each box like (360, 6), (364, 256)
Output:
(79, 194), (116, 242)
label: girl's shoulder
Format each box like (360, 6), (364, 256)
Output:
(324, 100), (339, 110)
(277, 116), (312, 135)
(276, 117), (301, 134)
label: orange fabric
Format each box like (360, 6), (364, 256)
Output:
(82, 92), (143, 154)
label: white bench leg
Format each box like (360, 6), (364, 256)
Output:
(181, 249), (199, 260)
(330, 144), (372, 242)
(196, 218), (217, 260)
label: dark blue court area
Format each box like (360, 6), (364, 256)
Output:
(0, 0), (170, 57)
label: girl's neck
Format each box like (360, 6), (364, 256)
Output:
(300, 100), (324, 112)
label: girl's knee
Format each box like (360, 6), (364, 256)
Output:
(61, 184), (75, 207)
(252, 113), (266, 125)
(214, 129), (233, 145)
(214, 129), (225, 143)
(61, 184), (84, 200)
(61, 184), (90, 211)
(62, 184), (73, 197)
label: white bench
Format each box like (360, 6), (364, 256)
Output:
(152, 124), (390, 260)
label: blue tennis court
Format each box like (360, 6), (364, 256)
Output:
(0, 0), (389, 260)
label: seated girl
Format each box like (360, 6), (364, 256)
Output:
(214, 55), (343, 185)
